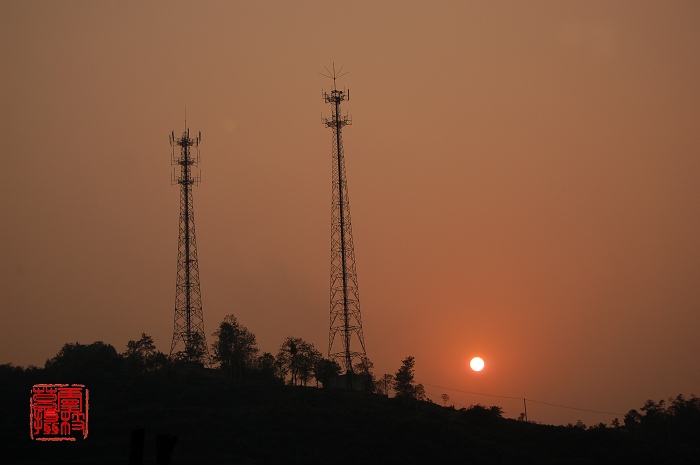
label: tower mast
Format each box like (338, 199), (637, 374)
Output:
(169, 119), (211, 366)
(322, 65), (367, 376)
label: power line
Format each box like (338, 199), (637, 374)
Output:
(423, 389), (468, 409)
(420, 382), (523, 400)
(525, 399), (625, 416)
(419, 382), (626, 416)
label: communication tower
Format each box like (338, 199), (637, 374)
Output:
(168, 119), (211, 366)
(322, 65), (367, 375)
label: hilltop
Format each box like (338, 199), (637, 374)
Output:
(2, 366), (698, 464)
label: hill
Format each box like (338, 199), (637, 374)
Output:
(2, 367), (698, 464)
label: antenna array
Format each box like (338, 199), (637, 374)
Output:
(168, 123), (211, 366)
(322, 65), (367, 376)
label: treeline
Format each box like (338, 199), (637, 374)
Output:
(2, 318), (700, 464)
(1, 313), (699, 437)
(183, 313), (431, 400)
(618, 395), (700, 443)
(0, 313), (431, 401)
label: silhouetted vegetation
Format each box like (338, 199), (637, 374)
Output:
(171, 331), (208, 365)
(44, 340), (123, 391)
(375, 373), (394, 396)
(314, 358), (342, 388)
(352, 355), (376, 392)
(211, 314), (259, 380)
(393, 355), (416, 399)
(275, 336), (322, 386)
(2, 319), (699, 464)
(123, 333), (169, 374)
(392, 355), (425, 401)
(622, 395), (700, 444)
(441, 393), (450, 406)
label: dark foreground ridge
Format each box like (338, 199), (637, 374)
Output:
(2, 366), (699, 465)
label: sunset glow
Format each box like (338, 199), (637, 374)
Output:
(2, 1), (700, 429)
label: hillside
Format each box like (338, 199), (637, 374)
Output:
(2, 368), (698, 464)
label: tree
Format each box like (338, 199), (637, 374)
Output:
(44, 341), (122, 387)
(353, 355), (376, 392)
(624, 409), (642, 430)
(171, 332), (208, 365)
(489, 405), (504, 417)
(375, 374), (394, 396)
(393, 356), (417, 400)
(667, 394), (700, 442)
(183, 332), (208, 364)
(296, 340), (321, 386)
(314, 358), (342, 388)
(639, 398), (668, 432)
(620, 395), (700, 441)
(254, 352), (277, 380)
(124, 333), (156, 360)
(415, 383), (427, 401)
(441, 393), (450, 407)
(276, 337), (322, 386)
(464, 404), (504, 421)
(123, 333), (168, 372)
(211, 315), (259, 380)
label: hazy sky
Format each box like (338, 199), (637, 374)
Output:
(2, 1), (699, 426)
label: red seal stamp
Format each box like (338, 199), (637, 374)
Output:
(30, 384), (89, 441)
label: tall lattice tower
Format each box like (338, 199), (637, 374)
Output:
(322, 65), (367, 375)
(168, 121), (211, 366)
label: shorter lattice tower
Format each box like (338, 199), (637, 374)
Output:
(169, 119), (211, 366)
(322, 65), (367, 375)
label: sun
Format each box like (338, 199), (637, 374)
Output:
(470, 357), (484, 372)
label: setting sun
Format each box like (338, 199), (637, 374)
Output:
(470, 357), (485, 372)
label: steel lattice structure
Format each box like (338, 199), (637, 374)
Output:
(168, 124), (211, 366)
(323, 67), (367, 374)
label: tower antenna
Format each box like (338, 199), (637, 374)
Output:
(320, 62), (349, 92)
(321, 65), (367, 386)
(168, 115), (211, 366)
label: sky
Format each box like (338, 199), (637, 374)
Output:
(2, 1), (699, 426)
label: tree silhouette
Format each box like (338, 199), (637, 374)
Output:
(314, 358), (341, 387)
(123, 333), (168, 372)
(180, 332), (207, 364)
(44, 341), (122, 387)
(463, 404), (504, 421)
(276, 337), (322, 386)
(624, 409), (642, 431)
(124, 333), (156, 359)
(620, 394), (700, 442)
(353, 355), (376, 391)
(415, 383), (426, 401)
(393, 356), (417, 400)
(375, 374), (394, 396)
(441, 393), (450, 407)
(211, 315), (259, 380)
(254, 352), (277, 380)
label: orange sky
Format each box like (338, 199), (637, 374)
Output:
(2, 1), (700, 426)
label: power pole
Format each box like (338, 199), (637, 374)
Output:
(322, 65), (367, 378)
(168, 119), (211, 366)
